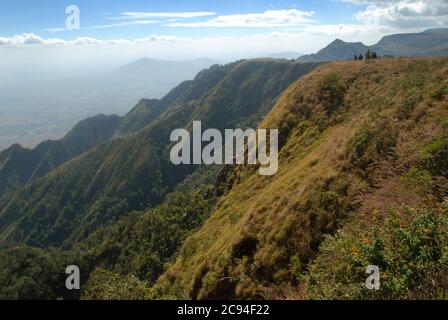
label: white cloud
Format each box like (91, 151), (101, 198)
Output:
(0, 33), (65, 46)
(118, 11), (216, 19)
(43, 9), (316, 33)
(166, 9), (315, 27)
(45, 11), (217, 33)
(343, 0), (448, 29)
(0, 33), (187, 47)
(46, 20), (158, 32)
(44, 27), (69, 33)
(302, 23), (387, 37)
(90, 20), (158, 29)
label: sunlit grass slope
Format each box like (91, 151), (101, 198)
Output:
(152, 57), (448, 300)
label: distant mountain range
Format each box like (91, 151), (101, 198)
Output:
(0, 58), (221, 151)
(267, 52), (304, 60)
(298, 28), (448, 62)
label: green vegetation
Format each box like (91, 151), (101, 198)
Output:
(431, 80), (448, 101)
(0, 59), (320, 249)
(396, 89), (422, 119)
(0, 246), (82, 300)
(0, 99), (171, 200)
(0, 184), (216, 300)
(302, 203), (448, 299)
(81, 269), (149, 300)
(78, 186), (217, 284)
(421, 137), (448, 178)
(0, 114), (121, 198)
(318, 72), (347, 113)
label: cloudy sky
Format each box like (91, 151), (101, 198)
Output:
(0, 0), (447, 84)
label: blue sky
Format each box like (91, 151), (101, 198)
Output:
(0, 0), (365, 39)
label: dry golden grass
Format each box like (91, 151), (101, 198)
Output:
(152, 57), (448, 300)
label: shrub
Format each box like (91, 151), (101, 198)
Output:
(302, 203), (448, 299)
(421, 137), (448, 178)
(346, 120), (398, 171)
(318, 72), (347, 113)
(431, 80), (448, 101)
(81, 269), (149, 300)
(401, 167), (432, 192)
(396, 90), (421, 119)
(289, 255), (303, 281)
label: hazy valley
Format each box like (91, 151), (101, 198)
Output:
(0, 58), (220, 151)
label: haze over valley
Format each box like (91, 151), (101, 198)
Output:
(0, 57), (220, 150)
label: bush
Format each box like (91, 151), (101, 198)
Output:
(396, 90), (421, 119)
(318, 72), (347, 113)
(289, 255), (303, 281)
(421, 137), (448, 178)
(346, 120), (398, 171)
(302, 203), (448, 299)
(81, 269), (149, 300)
(431, 80), (448, 101)
(401, 167), (432, 193)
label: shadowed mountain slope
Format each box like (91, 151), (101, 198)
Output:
(0, 59), (320, 249)
(0, 97), (171, 199)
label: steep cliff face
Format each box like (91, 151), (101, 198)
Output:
(152, 58), (448, 300)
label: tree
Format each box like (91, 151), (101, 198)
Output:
(358, 54), (364, 61)
(354, 55), (358, 61)
(372, 52), (378, 59)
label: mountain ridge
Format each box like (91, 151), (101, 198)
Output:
(150, 57), (448, 300)
(0, 59), (320, 248)
(0, 97), (173, 199)
(298, 28), (448, 62)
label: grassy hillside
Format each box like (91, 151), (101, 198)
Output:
(0, 59), (320, 249)
(151, 57), (448, 299)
